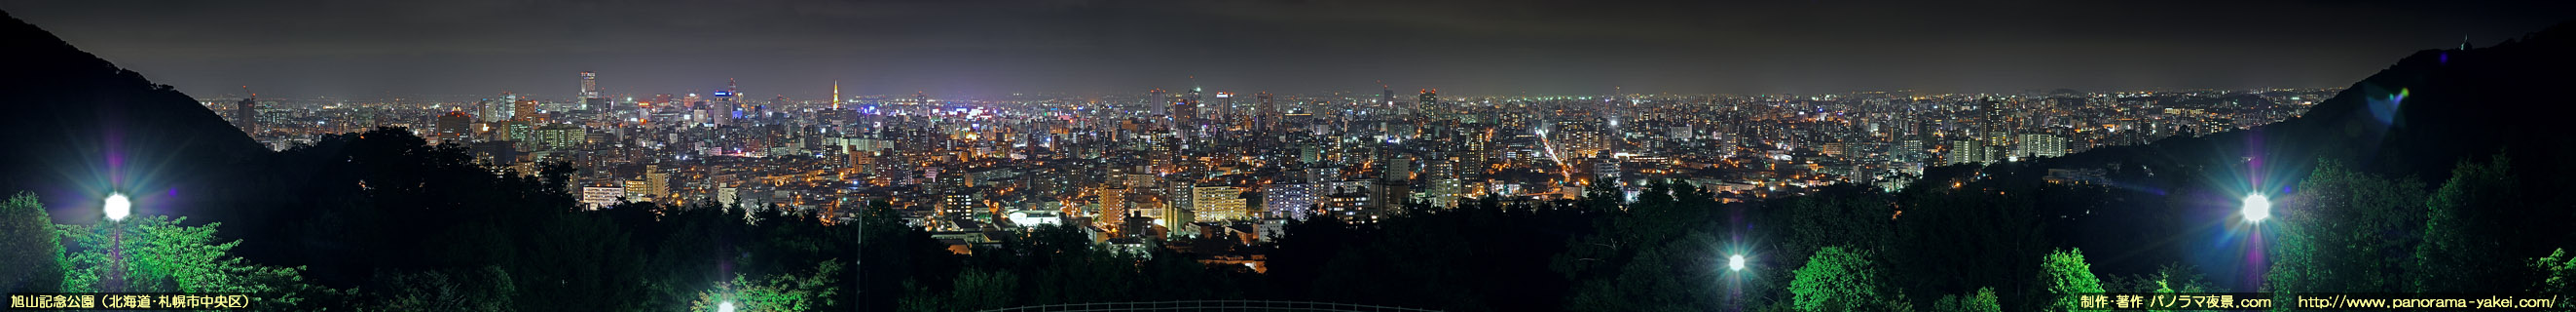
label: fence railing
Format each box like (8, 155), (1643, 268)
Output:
(978, 300), (1443, 312)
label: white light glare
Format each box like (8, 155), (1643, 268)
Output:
(1727, 254), (1747, 272)
(2242, 194), (2270, 223)
(103, 193), (130, 221)
(718, 300), (735, 312)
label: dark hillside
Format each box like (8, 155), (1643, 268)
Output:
(0, 10), (264, 224)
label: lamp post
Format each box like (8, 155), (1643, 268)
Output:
(102, 192), (130, 292)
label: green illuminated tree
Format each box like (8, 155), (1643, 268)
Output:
(2411, 155), (2524, 292)
(58, 215), (345, 310)
(2038, 249), (2103, 311)
(0, 192), (63, 292)
(2533, 249), (2576, 303)
(691, 260), (843, 312)
(1788, 246), (1882, 312)
(1931, 288), (2002, 312)
(2265, 161), (2425, 293)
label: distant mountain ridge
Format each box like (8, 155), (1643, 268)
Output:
(2058, 20), (2576, 186)
(0, 10), (265, 221)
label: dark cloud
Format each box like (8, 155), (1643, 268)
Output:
(3, 0), (2568, 99)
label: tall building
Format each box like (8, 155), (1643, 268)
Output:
(1173, 88), (1201, 123)
(579, 71), (606, 110)
(1256, 92), (1279, 131)
(1214, 92), (1234, 116)
(1371, 144), (1412, 212)
(1552, 119), (1610, 158)
(1163, 190), (1195, 238)
(232, 97), (258, 135)
(1193, 185), (1249, 221)
(435, 111), (473, 142)
(829, 80), (842, 109)
(479, 98), (509, 123)
(578, 71), (598, 98)
(2014, 134), (2067, 158)
(1417, 89), (1439, 117)
(514, 98), (539, 122)
(1380, 86), (1393, 105)
(1262, 179), (1317, 220)
(1946, 139), (1986, 166)
(1097, 186), (1128, 220)
(1146, 89), (1168, 115)
(644, 165), (671, 202)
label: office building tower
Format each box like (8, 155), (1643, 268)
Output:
(579, 71), (606, 109)
(1263, 179), (1317, 220)
(515, 98), (539, 122)
(2015, 134), (2067, 158)
(1417, 89), (1439, 117)
(436, 111), (473, 142)
(233, 97), (257, 135)
(1193, 185), (1249, 221)
(1257, 92), (1278, 131)
(1147, 89), (1168, 115)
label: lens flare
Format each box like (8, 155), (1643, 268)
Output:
(2240, 194), (2270, 223)
(103, 192), (130, 221)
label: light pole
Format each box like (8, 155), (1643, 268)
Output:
(102, 192), (130, 292)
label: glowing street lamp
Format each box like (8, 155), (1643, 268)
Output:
(718, 300), (735, 312)
(103, 192), (129, 221)
(1727, 254), (1747, 272)
(2241, 194), (2270, 223)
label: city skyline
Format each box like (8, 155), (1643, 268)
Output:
(6, 0), (2573, 98)
(6, 3), (2576, 311)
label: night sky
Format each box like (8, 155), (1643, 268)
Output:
(4, 0), (2571, 99)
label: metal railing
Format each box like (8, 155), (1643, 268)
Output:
(979, 300), (1443, 312)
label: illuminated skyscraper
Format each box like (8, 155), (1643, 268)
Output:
(233, 97), (257, 135)
(514, 97), (538, 122)
(1372, 143), (1412, 213)
(579, 71), (605, 110)
(1417, 89), (1439, 117)
(1193, 185), (1249, 221)
(644, 165), (670, 201)
(1147, 89), (1168, 115)
(2014, 134), (2067, 158)
(579, 71), (599, 98)
(1177, 87), (1202, 121)
(1256, 92), (1278, 131)
(1380, 86), (1393, 105)
(1214, 92), (1234, 116)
